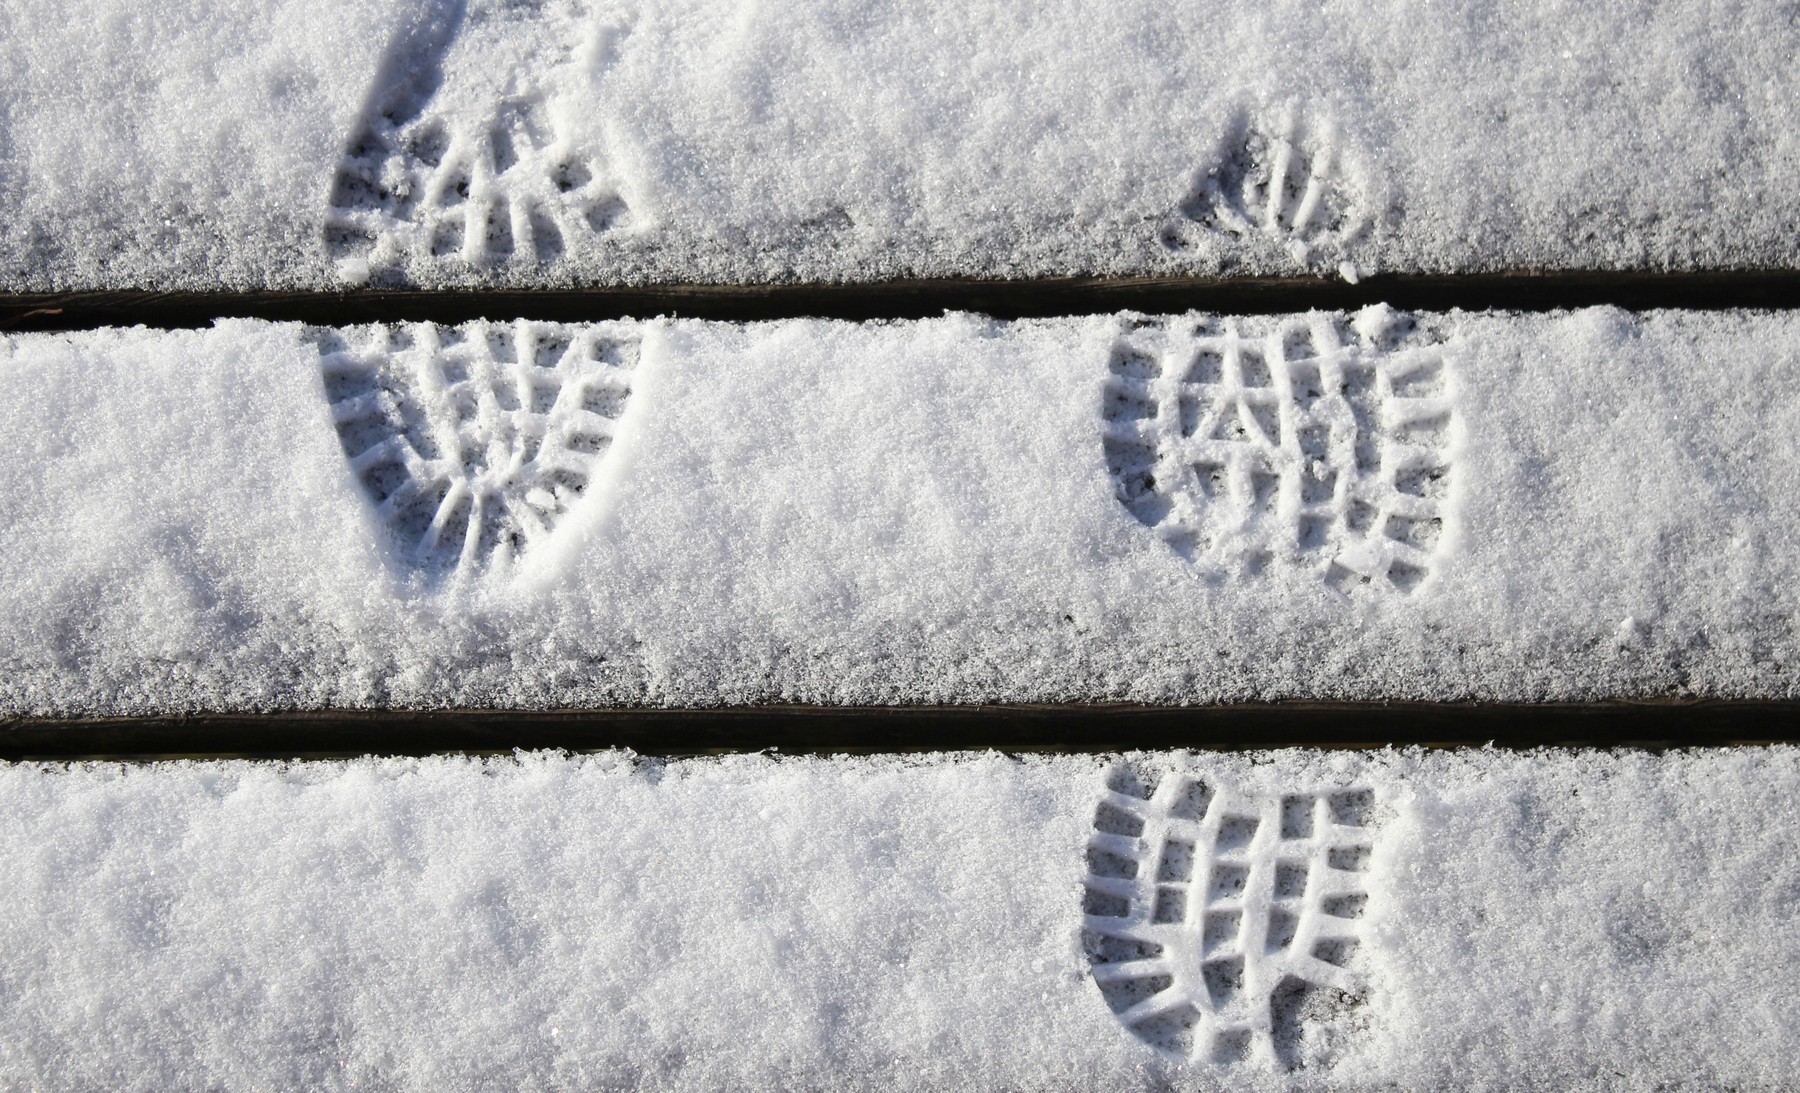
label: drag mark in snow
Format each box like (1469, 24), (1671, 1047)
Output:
(1103, 307), (1454, 593)
(325, 0), (632, 280)
(1082, 763), (1378, 1069)
(1165, 111), (1365, 267)
(313, 320), (638, 579)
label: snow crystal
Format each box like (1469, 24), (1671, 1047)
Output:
(1, 307), (1798, 713)
(3, 0), (1799, 288)
(1, 747), (1796, 1089)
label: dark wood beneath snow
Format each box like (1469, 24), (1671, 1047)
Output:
(3, 700), (1797, 761)
(5, 269), (1800, 331)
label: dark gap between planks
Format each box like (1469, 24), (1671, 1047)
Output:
(4, 701), (1798, 761)
(7, 270), (1800, 331)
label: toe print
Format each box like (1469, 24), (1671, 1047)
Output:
(324, 0), (633, 280)
(1165, 110), (1367, 269)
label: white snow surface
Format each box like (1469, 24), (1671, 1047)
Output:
(1, 747), (1796, 1090)
(1, 307), (1798, 714)
(2, 0), (1798, 289)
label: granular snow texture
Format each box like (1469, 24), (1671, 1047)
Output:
(0, 748), (1795, 1090)
(1, 0), (1797, 289)
(1, 308), (1797, 715)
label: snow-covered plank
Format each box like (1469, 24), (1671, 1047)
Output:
(0, 748), (1795, 1087)
(1, 307), (1796, 714)
(1, 0), (1797, 290)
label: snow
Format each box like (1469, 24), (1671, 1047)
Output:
(4, 3), (1791, 1084)
(1, 747), (1796, 1089)
(2, 307), (1799, 714)
(3, 0), (1799, 289)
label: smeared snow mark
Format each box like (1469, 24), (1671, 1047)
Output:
(312, 320), (638, 580)
(1104, 307), (1455, 594)
(1166, 110), (1366, 266)
(1082, 762), (1378, 1070)
(324, 0), (632, 280)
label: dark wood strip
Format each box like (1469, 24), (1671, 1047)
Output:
(4, 700), (1797, 760)
(6, 270), (1800, 331)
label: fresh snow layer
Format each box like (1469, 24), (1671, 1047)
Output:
(2, 307), (1799, 714)
(2, 0), (1799, 289)
(1, 748), (1797, 1090)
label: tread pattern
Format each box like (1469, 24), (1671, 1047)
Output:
(1103, 308), (1455, 593)
(1082, 764), (1378, 1069)
(324, 0), (630, 279)
(1165, 111), (1364, 267)
(314, 320), (639, 578)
